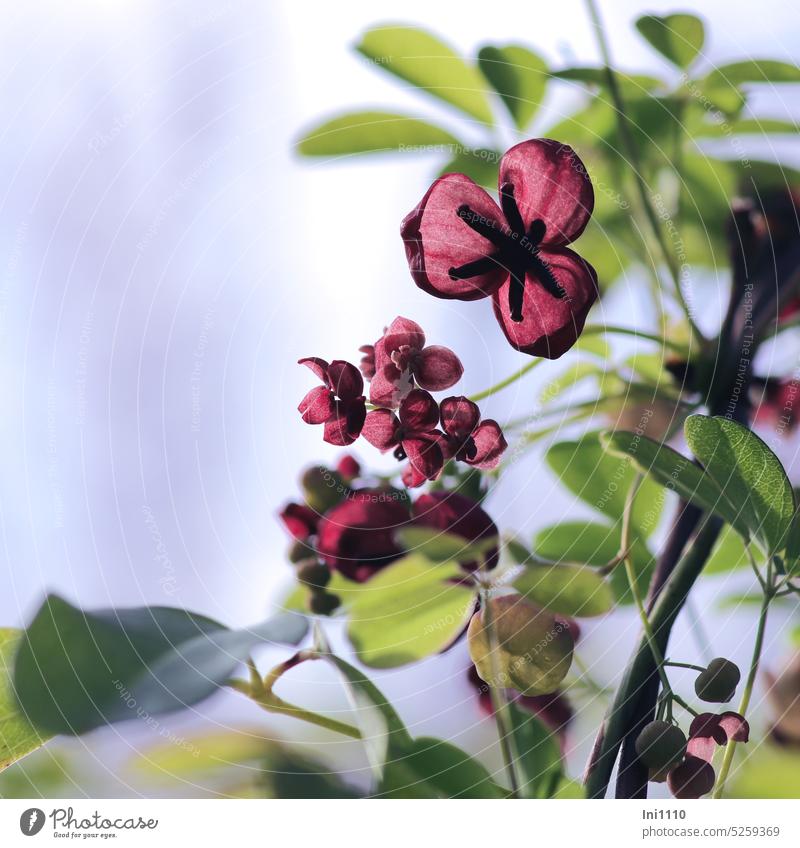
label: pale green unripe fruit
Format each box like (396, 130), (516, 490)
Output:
(467, 595), (574, 695)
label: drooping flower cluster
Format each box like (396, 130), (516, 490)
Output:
(280, 461), (499, 588)
(298, 316), (507, 486)
(401, 139), (598, 358)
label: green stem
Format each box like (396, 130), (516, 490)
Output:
(582, 323), (690, 355)
(664, 661), (706, 673)
(713, 590), (772, 798)
(469, 358), (544, 402)
(251, 691), (363, 739)
(481, 587), (522, 798)
(583, 0), (704, 344)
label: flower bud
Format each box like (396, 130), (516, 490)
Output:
(296, 562), (331, 589)
(695, 658), (741, 703)
(635, 720), (687, 770)
(667, 755), (715, 799)
(288, 539), (316, 564)
(308, 591), (340, 616)
(467, 595), (574, 696)
(301, 465), (346, 513)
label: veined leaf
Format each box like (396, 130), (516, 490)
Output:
(684, 415), (795, 555)
(356, 25), (493, 123)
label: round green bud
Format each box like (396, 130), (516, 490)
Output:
(308, 591), (340, 616)
(301, 466), (346, 514)
(694, 657), (741, 703)
(296, 562), (331, 590)
(467, 595), (574, 696)
(635, 720), (687, 770)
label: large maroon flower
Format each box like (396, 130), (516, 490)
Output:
(362, 389), (447, 488)
(412, 490), (499, 569)
(401, 139), (598, 358)
(368, 316), (463, 408)
(316, 488), (410, 582)
(298, 358), (367, 446)
(439, 396), (507, 469)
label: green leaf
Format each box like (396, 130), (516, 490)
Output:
(705, 60), (800, 87)
(0, 629), (50, 771)
(396, 525), (497, 564)
(532, 520), (654, 605)
(507, 703), (562, 798)
(347, 556), (476, 668)
(380, 737), (505, 798)
(539, 361), (600, 404)
(356, 25), (493, 123)
(635, 14), (705, 70)
(691, 117), (799, 138)
(704, 523), (752, 574)
(477, 45), (548, 129)
(14, 595), (307, 735)
(295, 111), (459, 157)
(684, 415), (795, 554)
(600, 429), (747, 537)
(545, 433), (664, 537)
(514, 562), (614, 617)
(730, 748), (800, 799)
(438, 146), (500, 187)
(552, 67), (663, 92)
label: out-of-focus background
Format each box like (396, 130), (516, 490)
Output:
(1, 0), (799, 797)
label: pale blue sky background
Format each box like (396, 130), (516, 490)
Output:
(1, 0), (799, 796)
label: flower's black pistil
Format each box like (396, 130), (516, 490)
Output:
(448, 182), (566, 322)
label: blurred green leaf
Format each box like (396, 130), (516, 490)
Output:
(533, 520), (655, 605)
(691, 117), (799, 138)
(438, 146), (500, 187)
(380, 737), (505, 798)
(545, 433), (664, 537)
(730, 747), (800, 798)
(539, 361), (601, 404)
(553, 66), (663, 92)
(14, 595), (307, 736)
(356, 25), (493, 123)
(477, 45), (548, 129)
(396, 526), (496, 564)
(346, 556), (475, 668)
(704, 523), (752, 574)
(0, 629), (49, 772)
(705, 60), (800, 87)
(508, 703), (563, 798)
(635, 13), (705, 70)
(514, 562), (614, 617)
(685, 415), (795, 555)
(296, 111), (459, 156)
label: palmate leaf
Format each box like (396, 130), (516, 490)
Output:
(477, 45), (548, 129)
(355, 25), (493, 124)
(295, 111), (459, 157)
(0, 629), (50, 772)
(513, 562), (614, 617)
(14, 595), (307, 736)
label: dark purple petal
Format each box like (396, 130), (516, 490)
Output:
(399, 389), (440, 431)
(440, 396), (480, 440)
(327, 360), (364, 402)
(298, 386), (335, 425)
(403, 436), (445, 484)
(413, 345), (464, 391)
(467, 419), (508, 469)
(336, 454), (361, 482)
(718, 712), (750, 743)
(279, 502), (319, 540)
(382, 316), (426, 354)
(361, 409), (401, 451)
(667, 756), (715, 799)
(323, 398), (366, 446)
(401, 173), (508, 301)
(492, 246), (598, 358)
(298, 356), (330, 383)
(498, 139), (594, 247)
